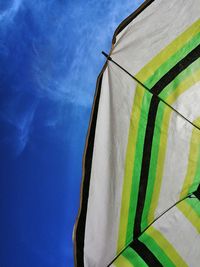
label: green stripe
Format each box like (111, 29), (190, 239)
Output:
(188, 141), (200, 194)
(117, 86), (146, 251)
(147, 68), (200, 226)
(141, 102), (165, 230)
(145, 32), (200, 89)
(178, 199), (200, 232)
(141, 59), (200, 230)
(126, 28), (200, 242)
(123, 247), (148, 267)
(144, 226), (188, 266)
(160, 57), (200, 99)
(180, 117), (200, 199)
(125, 91), (152, 243)
(139, 232), (175, 267)
(121, 20), (200, 248)
(185, 197), (200, 217)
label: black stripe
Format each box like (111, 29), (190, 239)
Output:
(74, 2), (158, 266)
(133, 45), (200, 238)
(151, 44), (200, 95)
(194, 184), (200, 200)
(130, 239), (162, 266)
(133, 95), (159, 237)
(75, 74), (103, 267)
(75, 10), (200, 267)
(74, 1), (158, 266)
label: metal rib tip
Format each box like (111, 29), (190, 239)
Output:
(102, 51), (112, 60)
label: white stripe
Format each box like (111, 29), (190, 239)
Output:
(156, 106), (193, 217)
(156, 82), (200, 217)
(84, 62), (136, 267)
(112, 0), (200, 75)
(172, 81), (200, 123)
(154, 203), (200, 266)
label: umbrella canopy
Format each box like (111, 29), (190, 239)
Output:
(111, 195), (199, 267)
(74, 0), (200, 266)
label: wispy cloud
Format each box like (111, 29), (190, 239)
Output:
(27, 0), (143, 107)
(64, 0), (143, 106)
(16, 102), (37, 155)
(0, 0), (143, 156)
(0, 0), (23, 23)
(0, 97), (38, 156)
(0, 2), (144, 266)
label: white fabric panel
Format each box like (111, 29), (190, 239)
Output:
(154, 203), (200, 266)
(156, 108), (193, 217)
(112, 0), (200, 76)
(84, 62), (136, 267)
(156, 81), (200, 218)
(172, 81), (200, 123)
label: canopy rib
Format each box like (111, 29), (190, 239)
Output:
(107, 191), (198, 266)
(102, 51), (200, 133)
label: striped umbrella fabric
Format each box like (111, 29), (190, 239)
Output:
(74, 0), (200, 266)
(112, 195), (199, 267)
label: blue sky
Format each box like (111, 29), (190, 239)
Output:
(0, 1), (143, 266)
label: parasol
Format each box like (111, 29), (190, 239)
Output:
(74, 0), (200, 266)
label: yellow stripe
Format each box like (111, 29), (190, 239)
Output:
(117, 86), (144, 252)
(167, 69), (200, 105)
(177, 200), (200, 233)
(117, 19), (200, 251)
(136, 19), (200, 81)
(114, 254), (134, 267)
(148, 69), (200, 225)
(146, 226), (188, 267)
(180, 117), (200, 198)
